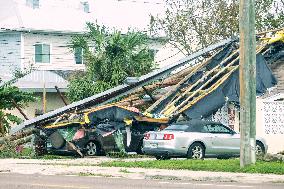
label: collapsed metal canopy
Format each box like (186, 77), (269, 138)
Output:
(11, 38), (234, 134)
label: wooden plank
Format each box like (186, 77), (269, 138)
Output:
(162, 50), (240, 115)
(148, 48), (231, 113)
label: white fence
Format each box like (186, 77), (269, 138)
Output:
(263, 101), (284, 135)
(257, 99), (284, 154)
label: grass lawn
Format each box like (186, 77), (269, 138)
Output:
(100, 159), (284, 175)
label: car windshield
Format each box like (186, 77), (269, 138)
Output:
(164, 124), (189, 131)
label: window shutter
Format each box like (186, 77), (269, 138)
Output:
(35, 44), (42, 63)
(75, 47), (83, 64)
(42, 44), (50, 63)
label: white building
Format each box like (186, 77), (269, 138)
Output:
(0, 0), (97, 78)
(0, 0), (96, 119)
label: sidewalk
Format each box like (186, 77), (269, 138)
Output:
(0, 158), (283, 184)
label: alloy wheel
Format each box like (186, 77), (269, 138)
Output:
(190, 146), (203, 159)
(255, 143), (264, 156)
(86, 141), (97, 156)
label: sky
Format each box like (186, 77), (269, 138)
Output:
(93, 0), (165, 32)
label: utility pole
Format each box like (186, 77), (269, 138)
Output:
(239, 0), (256, 167)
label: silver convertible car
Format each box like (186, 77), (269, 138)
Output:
(143, 119), (267, 160)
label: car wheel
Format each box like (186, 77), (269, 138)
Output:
(187, 143), (205, 159)
(256, 141), (265, 157)
(85, 141), (99, 156)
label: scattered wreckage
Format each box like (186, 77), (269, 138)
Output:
(43, 105), (167, 156)
(2, 29), (284, 157)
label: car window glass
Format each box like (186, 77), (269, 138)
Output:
(201, 125), (209, 133)
(204, 124), (231, 134)
(188, 125), (204, 132)
(215, 125), (231, 133)
(165, 124), (189, 131)
(204, 125), (215, 133)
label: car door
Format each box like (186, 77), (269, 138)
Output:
(96, 123), (117, 152)
(205, 124), (240, 155)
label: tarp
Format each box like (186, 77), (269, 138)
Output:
(183, 54), (277, 119)
(87, 105), (139, 124)
(150, 43), (236, 114)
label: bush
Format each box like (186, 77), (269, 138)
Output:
(0, 141), (34, 158)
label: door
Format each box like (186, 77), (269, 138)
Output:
(204, 124), (240, 155)
(96, 123), (116, 151)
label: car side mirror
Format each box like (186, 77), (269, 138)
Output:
(230, 130), (235, 135)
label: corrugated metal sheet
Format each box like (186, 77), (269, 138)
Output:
(13, 70), (68, 92)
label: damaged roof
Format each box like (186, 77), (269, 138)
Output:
(11, 38), (234, 134)
(11, 30), (284, 134)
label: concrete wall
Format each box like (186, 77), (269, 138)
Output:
(23, 32), (85, 71)
(0, 32), (22, 77)
(256, 98), (284, 154)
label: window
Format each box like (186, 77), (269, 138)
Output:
(188, 125), (206, 133)
(26, 0), (39, 9)
(81, 2), (90, 13)
(165, 124), (189, 131)
(74, 47), (83, 64)
(35, 44), (50, 63)
(203, 124), (231, 134)
(150, 49), (159, 56)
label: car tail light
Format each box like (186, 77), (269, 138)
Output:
(163, 134), (174, 140)
(144, 133), (150, 140)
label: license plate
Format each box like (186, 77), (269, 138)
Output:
(150, 143), (158, 148)
(149, 134), (156, 140)
(155, 134), (164, 140)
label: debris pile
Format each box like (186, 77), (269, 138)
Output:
(4, 29), (284, 157)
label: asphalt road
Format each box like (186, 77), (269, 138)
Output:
(0, 173), (284, 189)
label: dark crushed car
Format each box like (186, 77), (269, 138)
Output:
(44, 105), (163, 156)
(73, 120), (160, 156)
